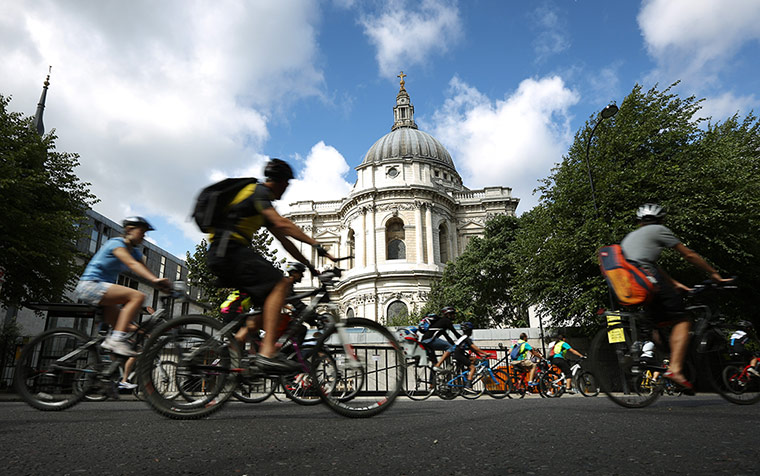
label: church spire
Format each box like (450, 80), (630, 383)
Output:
(392, 70), (417, 131)
(33, 66), (52, 136)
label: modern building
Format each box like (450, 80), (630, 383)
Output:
(285, 75), (519, 322)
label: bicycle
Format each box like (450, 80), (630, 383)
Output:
(136, 263), (405, 419)
(433, 357), (510, 400)
(399, 329), (458, 401)
(589, 280), (758, 408)
(635, 360), (684, 398)
(14, 290), (183, 411)
(539, 358), (598, 398)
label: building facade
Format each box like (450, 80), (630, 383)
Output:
(285, 77), (519, 322)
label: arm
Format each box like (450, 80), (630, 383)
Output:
(570, 348), (585, 358)
(470, 343), (489, 358)
(674, 243), (731, 283)
(269, 229), (319, 275)
(262, 207), (337, 263)
(112, 247), (171, 291)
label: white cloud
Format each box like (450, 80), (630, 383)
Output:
(529, 4), (570, 63)
(698, 91), (759, 123)
(360, 0), (462, 78)
(280, 141), (353, 212)
(0, 0), (323, 256)
(638, 0), (760, 85)
(426, 76), (579, 213)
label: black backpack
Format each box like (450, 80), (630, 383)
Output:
(191, 177), (257, 233)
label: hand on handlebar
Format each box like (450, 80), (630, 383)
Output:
(153, 277), (172, 293)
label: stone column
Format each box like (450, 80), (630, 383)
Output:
(451, 221), (459, 258)
(415, 202), (424, 264)
(425, 204), (434, 264)
(357, 212), (366, 268)
(367, 205), (376, 268)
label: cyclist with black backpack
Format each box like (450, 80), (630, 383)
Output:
(205, 158), (336, 374)
(426, 306), (463, 371)
(619, 203), (732, 390)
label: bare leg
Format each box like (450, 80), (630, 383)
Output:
(122, 357), (136, 383)
(435, 351), (451, 367)
(666, 320), (692, 379)
(99, 284), (145, 333)
(257, 278), (291, 358)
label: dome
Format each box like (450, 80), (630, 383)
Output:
(361, 127), (455, 169)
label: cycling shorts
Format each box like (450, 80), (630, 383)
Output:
(207, 241), (283, 306)
(550, 357), (571, 377)
(421, 337), (455, 353)
(513, 360), (534, 370)
(74, 280), (113, 306)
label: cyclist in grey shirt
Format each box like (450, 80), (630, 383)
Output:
(620, 203), (731, 390)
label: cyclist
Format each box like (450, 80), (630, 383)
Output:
(206, 159), (336, 374)
(74, 216), (171, 356)
(426, 306), (463, 371)
(452, 322), (490, 390)
(729, 324), (760, 377)
(511, 332), (543, 386)
(548, 334), (585, 394)
(620, 203), (732, 390)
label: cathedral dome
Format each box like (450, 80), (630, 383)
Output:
(361, 127), (455, 168)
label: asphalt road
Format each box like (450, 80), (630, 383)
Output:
(1, 394), (758, 475)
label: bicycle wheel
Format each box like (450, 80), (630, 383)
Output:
(484, 369), (510, 399)
(589, 327), (661, 408)
(137, 315), (240, 419)
(234, 375), (277, 403)
(697, 327), (760, 405)
(403, 361), (435, 401)
(311, 318), (405, 418)
(460, 373), (485, 400)
(539, 371), (565, 398)
(434, 369), (459, 400)
(577, 371), (599, 397)
(14, 328), (98, 411)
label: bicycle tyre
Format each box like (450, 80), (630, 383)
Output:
(508, 371), (526, 399)
(403, 361), (435, 401)
(137, 315), (240, 419)
(539, 371), (565, 398)
(14, 328), (98, 411)
(435, 369), (459, 400)
(484, 369), (510, 399)
(281, 350), (338, 406)
(577, 371), (599, 397)
(234, 375), (277, 403)
(589, 328), (660, 408)
(459, 373), (484, 399)
(311, 318), (404, 418)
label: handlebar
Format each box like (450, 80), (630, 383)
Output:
(689, 278), (738, 296)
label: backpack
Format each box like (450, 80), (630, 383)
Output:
(417, 315), (436, 333)
(598, 244), (658, 306)
(191, 177), (257, 233)
(509, 342), (524, 360)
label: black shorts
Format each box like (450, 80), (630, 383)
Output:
(207, 241), (284, 306)
(645, 267), (689, 323)
(551, 357), (571, 377)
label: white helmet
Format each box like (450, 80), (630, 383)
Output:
(636, 203), (666, 222)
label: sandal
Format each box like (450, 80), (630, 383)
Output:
(663, 371), (695, 394)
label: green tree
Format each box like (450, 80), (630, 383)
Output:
(0, 95), (96, 307)
(512, 83), (760, 327)
(424, 214), (528, 328)
(185, 230), (284, 318)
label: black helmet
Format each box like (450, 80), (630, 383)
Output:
(264, 158), (294, 182)
(286, 262), (306, 274)
(461, 321), (474, 331)
(636, 203), (666, 222)
(122, 216), (155, 231)
(737, 320), (754, 330)
(441, 306), (456, 316)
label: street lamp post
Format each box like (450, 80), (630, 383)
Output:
(584, 104), (619, 214)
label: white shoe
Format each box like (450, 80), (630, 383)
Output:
(748, 367), (760, 378)
(118, 381), (138, 390)
(101, 337), (137, 357)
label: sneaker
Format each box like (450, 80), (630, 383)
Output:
(748, 367), (760, 378)
(254, 354), (301, 375)
(101, 337), (137, 357)
(118, 381), (138, 390)
(463, 385), (477, 394)
(432, 366), (444, 373)
(567, 388), (576, 395)
(527, 381), (539, 387)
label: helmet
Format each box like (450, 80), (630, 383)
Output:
(636, 203), (666, 222)
(264, 158), (294, 182)
(441, 306), (456, 316)
(461, 321), (474, 331)
(425, 312), (438, 319)
(122, 216), (155, 231)
(286, 262), (306, 274)
(737, 320), (754, 330)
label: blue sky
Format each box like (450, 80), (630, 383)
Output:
(3, 0), (759, 260)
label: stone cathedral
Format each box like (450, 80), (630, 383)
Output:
(285, 74), (519, 322)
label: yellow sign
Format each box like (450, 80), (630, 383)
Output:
(606, 312), (626, 344)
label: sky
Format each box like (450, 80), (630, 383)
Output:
(3, 0), (760, 260)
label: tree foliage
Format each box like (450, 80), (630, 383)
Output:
(185, 230), (283, 318)
(512, 83), (760, 327)
(424, 214), (528, 328)
(0, 95), (96, 307)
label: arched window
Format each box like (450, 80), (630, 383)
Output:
(438, 223), (449, 264)
(346, 307), (355, 318)
(347, 229), (355, 269)
(387, 301), (408, 321)
(386, 217), (406, 260)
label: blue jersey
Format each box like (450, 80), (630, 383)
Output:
(80, 238), (142, 283)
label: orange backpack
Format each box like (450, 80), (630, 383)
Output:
(598, 245), (658, 306)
